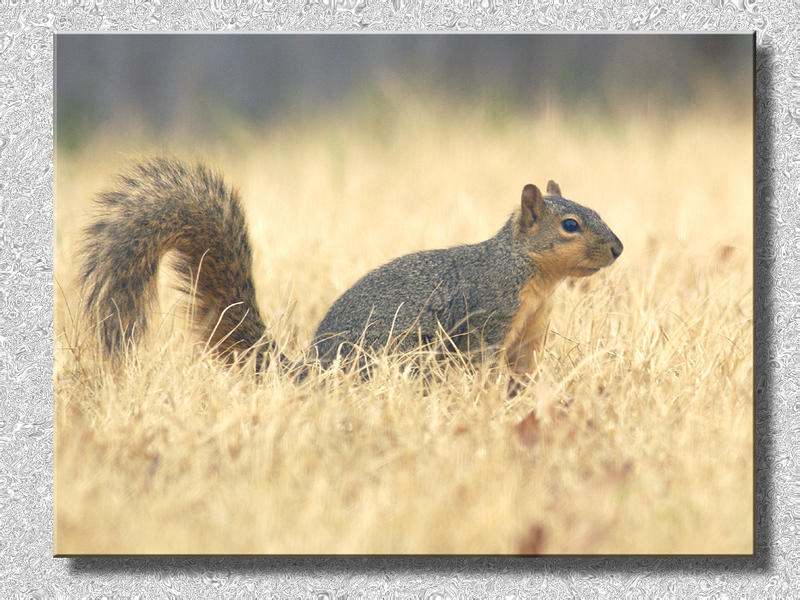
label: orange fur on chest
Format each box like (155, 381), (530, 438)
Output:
(500, 278), (555, 374)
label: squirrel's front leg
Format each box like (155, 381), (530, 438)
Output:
(502, 295), (553, 375)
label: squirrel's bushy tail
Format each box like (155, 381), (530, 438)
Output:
(80, 157), (276, 364)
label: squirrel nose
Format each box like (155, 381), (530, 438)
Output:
(610, 241), (623, 260)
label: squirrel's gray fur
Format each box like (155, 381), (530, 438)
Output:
(80, 158), (622, 373)
(312, 217), (535, 365)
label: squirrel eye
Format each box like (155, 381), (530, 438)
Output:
(561, 218), (580, 233)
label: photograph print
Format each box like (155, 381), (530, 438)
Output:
(54, 33), (753, 554)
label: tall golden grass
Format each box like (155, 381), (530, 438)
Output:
(54, 92), (752, 554)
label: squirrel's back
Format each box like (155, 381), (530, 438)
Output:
(311, 218), (533, 366)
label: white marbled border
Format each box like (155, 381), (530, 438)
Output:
(1, 1), (796, 597)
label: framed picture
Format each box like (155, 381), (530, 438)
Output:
(54, 33), (753, 556)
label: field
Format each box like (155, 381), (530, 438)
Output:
(54, 91), (753, 554)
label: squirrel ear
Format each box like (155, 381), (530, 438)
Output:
(546, 180), (562, 196)
(520, 184), (543, 228)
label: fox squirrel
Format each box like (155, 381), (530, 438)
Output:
(80, 158), (622, 374)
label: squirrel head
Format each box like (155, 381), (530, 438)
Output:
(515, 180), (623, 281)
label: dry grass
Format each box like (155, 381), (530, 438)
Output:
(54, 92), (753, 554)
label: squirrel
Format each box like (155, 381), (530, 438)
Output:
(80, 157), (622, 375)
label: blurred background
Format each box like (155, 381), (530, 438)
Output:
(56, 34), (752, 150)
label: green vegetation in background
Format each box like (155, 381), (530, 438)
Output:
(56, 75), (749, 155)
